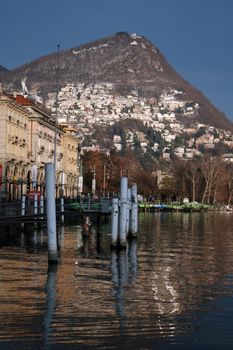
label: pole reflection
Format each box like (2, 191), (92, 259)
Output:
(128, 238), (137, 283)
(42, 264), (57, 350)
(110, 239), (138, 335)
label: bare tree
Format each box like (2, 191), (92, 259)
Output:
(216, 162), (233, 205)
(200, 157), (220, 204)
(184, 160), (202, 202)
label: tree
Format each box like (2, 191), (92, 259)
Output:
(200, 156), (220, 204)
(216, 162), (233, 205)
(159, 176), (177, 203)
(132, 170), (157, 200)
(185, 160), (202, 202)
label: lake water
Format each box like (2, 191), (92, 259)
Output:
(0, 212), (233, 349)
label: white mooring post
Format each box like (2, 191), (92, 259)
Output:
(111, 198), (119, 246)
(61, 171), (65, 224)
(60, 197), (64, 224)
(130, 183), (138, 236)
(119, 176), (128, 246)
(40, 194), (44, 220)
(34, 193), (38, 227)
(45, 163), (58, 264)
(21, 194), (26, 229)
(34, 193), (38, 215)
(21, 194), (26, 216)
(126, 188), (131, 235)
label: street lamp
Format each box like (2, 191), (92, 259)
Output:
(54, 44), (60, 180)
(92, 164), (96, 196)
(103, 164), (106, 197)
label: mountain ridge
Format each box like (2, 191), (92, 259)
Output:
(0, 64), (9, 76)
(0, 31), (232, 132)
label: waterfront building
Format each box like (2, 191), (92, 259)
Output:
(60, 124), (79, 197)
(0, 89), (79, 201)
(0, 91), (30, 200)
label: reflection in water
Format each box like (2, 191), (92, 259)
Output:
(1, 213), (233, 349)
(59, 225), (65, 248)
(128, 239), (137, 283)
(110, 240), (138, 336)
(42, 265), (57, 350)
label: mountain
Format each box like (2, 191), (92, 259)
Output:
(0, 64), (9, 77)
(0, 32), (232, 133)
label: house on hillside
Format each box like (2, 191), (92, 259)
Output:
(221, 154), (233, 163)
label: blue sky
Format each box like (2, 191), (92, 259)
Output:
(1, 0), (232, 120)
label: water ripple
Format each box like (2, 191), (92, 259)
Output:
(1, 212), (233, 349)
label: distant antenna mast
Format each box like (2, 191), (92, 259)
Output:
(54, 44), (60, 181)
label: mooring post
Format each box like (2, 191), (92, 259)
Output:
(34, 193), (38, 218)
(21, 194), (26, 229)
(60, 197), (64, 224)
(21, 194), (26, 216)
(34, 193), (38, 228)
(40, 194), (44, 220)
(45, 163), (58, 264)
(111, 197), (119, 246)
(130, 183), (138, 236)
(82, 216), (91, 236)
(126, 188), (131, 235)
(119, 176), (128, 246)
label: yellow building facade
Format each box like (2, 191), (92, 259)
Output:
(61, 125), (79, 197)
(0, 91), (79, 201)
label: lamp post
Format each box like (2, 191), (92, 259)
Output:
(92, 165), (96, 196)
(54, 44), (60, 183)
(103, 164), (106, 197)
(78, 156), (83, 196)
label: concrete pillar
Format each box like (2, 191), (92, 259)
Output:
(60, 197), (64, 224)
(45, 163), (58, 264)
(40, 194), (44, 219)
(34, 193), (38, 227)
(21, 194), (26, 216)
(119, 176), (128, 246)
(130, 183), (138, 236)
(126, 188), (131, 235)
(111, 198), (119, 246)
(34, 193), (38, 216)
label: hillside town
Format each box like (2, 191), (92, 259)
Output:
(46, 82), (233, 160)
(1, 78), (233, 203)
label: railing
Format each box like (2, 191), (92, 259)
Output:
(0, 196), (111, 223)
(0, 200), (22, 218)
(68, 197), (111, 213)
(0, 198), (45, 222)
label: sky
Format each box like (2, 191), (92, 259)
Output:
(1, 0), (232, 120)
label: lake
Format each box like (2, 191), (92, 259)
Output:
(0, 212), (233, 349)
